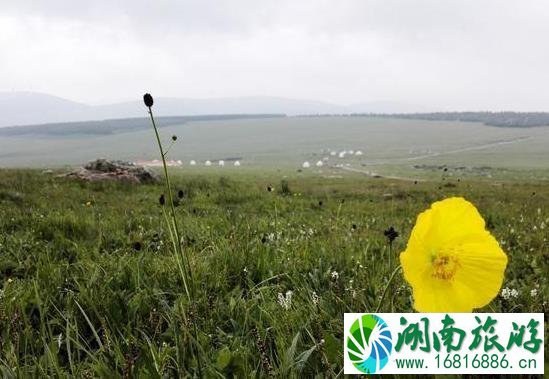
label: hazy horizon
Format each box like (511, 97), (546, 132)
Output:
(2, 1), (549, 111)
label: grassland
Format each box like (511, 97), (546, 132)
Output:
(0, 168), (547, 377)
(2, 117), (549, 175)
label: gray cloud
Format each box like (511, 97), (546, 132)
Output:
(1, 1), (549, 110)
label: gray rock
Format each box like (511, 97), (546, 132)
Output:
(64, 159), (159, 184)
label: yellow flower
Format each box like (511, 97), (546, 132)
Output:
(400, 197), (507, 312)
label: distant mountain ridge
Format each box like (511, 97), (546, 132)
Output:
(0, 92), (424, 127)
(375, 112), (549, 127)
(0, 114), (285, 137)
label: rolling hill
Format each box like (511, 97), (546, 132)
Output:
(0, 92), (421, 127)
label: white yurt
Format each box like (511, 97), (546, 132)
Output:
(218, 160), (225, 167)
(355, 150), (363, 156)
(234, 161), (241, 166)
(189, 160), (197, 166)
(205, 160), (212, 166)
(316, 160), (323, 167)
(302, 161), (310, 168)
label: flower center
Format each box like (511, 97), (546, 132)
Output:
(431, 254), (460, 281)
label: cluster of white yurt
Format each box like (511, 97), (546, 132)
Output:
(187, 159), (241, 167)
(298, 148), (365, 169)
(327, 149), (364, 158)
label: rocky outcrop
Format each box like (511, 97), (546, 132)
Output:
(64, 159), (159, 184)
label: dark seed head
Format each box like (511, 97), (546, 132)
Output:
(143, 93), (154, 107)
(384, 226), (399, 244)
(443, 167), (448, 172)
(178, 189), (184, 199)
(261, 236), (267, 244)
(318, 201), (323, 206)
(132, 242), (142, 251)
(159, 194), (165, 205)
(352, 224), (357, 230)
(267, 186), (273, 192)
(172, 135), (177, 141)
(414, 180), (418, 184)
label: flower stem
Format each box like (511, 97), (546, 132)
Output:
(147, 107), (193, 298)
(147, 106), (202, 376)
(375, 265), (402, 313)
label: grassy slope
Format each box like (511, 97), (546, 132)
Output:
(0, 169), (547, 377)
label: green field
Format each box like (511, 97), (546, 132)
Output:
(2, 117), (549, 181)
(0, 168), (547, 376)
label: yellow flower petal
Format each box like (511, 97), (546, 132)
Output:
(400, 197), (508, 313)
(427, 197), (486, 247)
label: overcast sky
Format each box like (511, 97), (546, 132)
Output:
(1, 1), (549, 110)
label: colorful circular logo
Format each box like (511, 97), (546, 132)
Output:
(346, 314), (393, 374)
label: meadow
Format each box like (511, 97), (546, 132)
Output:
(0, 167), (547, 377)
(2, 116), (549, 177)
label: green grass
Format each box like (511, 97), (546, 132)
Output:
(2, 116), (549, 171)
(0, 169), (547, 377)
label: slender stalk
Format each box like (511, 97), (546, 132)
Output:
(147, 107), (193, 297)
(375, 265), (402, 313)
(146, 105), (202, 377)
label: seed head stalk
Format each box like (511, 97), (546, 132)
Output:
(375, 265), (402, 313)
(144, 94), (202, 376)
(147, 105), (193, 298)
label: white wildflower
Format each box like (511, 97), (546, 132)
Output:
(501, 287), (518, 300)
(331, 271), (339, 280)
(277, 290), (293, 310)
(311, 291), (319, 305)
(530, 288), (538, 298)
